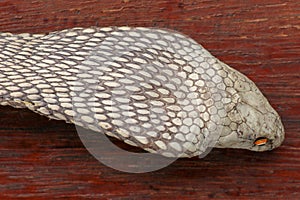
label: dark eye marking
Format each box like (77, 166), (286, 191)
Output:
(254, 137), (268, 146)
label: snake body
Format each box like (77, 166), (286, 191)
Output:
(0, 27), (284, 157)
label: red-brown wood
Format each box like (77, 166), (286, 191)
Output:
(0, 0), (299, 199)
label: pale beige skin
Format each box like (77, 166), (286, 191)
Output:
(214, 62), (285, 152)
(0, 27), (285, 157)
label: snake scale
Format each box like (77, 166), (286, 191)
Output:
(0, 27), (284, 158)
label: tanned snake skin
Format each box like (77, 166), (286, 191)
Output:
(0, 27), (284, 158)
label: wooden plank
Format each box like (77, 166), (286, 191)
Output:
(0, 0), (299, 199)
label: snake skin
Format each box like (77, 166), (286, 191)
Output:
(0, 27), (284, 157)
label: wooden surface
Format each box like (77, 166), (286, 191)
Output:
(0, 0), (299, 199)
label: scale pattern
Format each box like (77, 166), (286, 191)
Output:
(0, 27), (284, 157)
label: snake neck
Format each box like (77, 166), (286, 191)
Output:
(0, 32), (41, 108)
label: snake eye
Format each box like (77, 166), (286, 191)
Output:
(254, 137), (268, 146)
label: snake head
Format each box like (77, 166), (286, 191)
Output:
(215, 69), (285, 151)
(233, 95), (285, 152)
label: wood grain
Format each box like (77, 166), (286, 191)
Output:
(0, 0), (299, 199)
